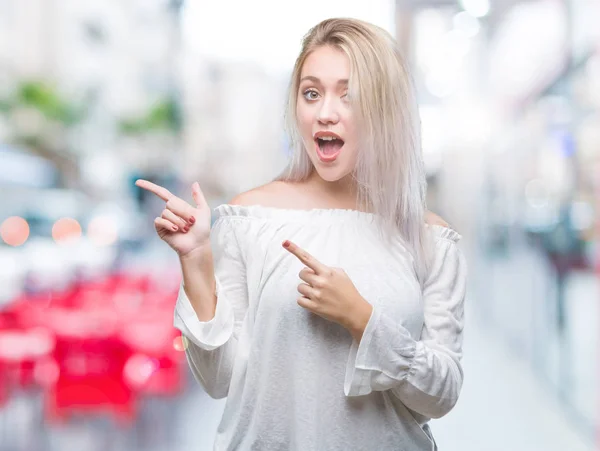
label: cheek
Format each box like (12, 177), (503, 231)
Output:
(343, 144), (359, 168)
(341, 115), (359, 147)
(340, 108), (356, 129)
(341, 120), (360, 165)
(296, 103), (313, 131)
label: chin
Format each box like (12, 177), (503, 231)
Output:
(307, 150), (355, 183)
(313, 167), (351, 183)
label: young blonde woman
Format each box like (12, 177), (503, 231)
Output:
(137, 18), (467, 451)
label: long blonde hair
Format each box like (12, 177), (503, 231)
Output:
(274, 18), (434, 283)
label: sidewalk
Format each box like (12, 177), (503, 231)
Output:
(431, 303), (595, 451)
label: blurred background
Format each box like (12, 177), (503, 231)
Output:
(0, 0), (598, 450)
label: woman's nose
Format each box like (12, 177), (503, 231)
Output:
(316, 98), (340, 124)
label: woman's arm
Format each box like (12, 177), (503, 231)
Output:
(344, 227), (467, 419)
(174, 215), (250, 399)
(179, 244), (217, 321)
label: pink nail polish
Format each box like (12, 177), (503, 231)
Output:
(189, 216), (196, 224)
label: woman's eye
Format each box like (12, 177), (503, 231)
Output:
(303, 89), (319, 101)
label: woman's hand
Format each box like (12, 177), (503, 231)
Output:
(135, 179), (212, 258)
(282, 240), (373, 339)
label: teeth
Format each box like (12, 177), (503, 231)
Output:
(317, 136), (337, 141)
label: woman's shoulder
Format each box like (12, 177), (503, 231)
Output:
(424, 211), (461, 242)
(213, 181), (304, 222)
(215, 181), (374, 224)
(425, 210), (449, 228)
(225, 180), (331, 212)
(228, 180), (293, 208)
(218, 183), (461, 241)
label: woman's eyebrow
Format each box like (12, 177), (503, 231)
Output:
(300, 76), (349, 86)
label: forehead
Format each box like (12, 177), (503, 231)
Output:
(300, 45), (350, 83)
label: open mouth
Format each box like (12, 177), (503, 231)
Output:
(314, 135), (344, 162)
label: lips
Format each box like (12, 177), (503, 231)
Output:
(314, 131), (343, 141)
(314, 132), (344, 163)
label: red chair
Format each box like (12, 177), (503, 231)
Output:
(0, 364), (8, 408)
(0, 327), (56, 390)
(43, 309), (136, 426)
(120, 306), (185, 397)
(0, 269), (184, 427)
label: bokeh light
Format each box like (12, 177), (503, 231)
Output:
(459, 0), (490, 18)
(453, 11), (480, 38)
(87, 215), (118, 246)
(173, 335), (188, 352)
(52, 218), (82, 243)
(0, 216), (30, 246)
(124, 354), (159, 387)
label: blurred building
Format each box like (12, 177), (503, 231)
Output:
(180, 57), (289, 201)
(0, 0), (184, 194)
(1, 0), (181, 114)
(396, 0), (600, 438)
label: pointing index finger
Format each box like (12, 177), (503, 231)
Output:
(283, 240), (329, 274)
(135, 179), (173, 202)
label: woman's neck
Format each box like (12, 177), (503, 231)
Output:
(303, 169), (359, 208)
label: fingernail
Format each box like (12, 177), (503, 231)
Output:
(172, 226), (178, 231)
(189, 216), (196, 224)
(183, 226), (189, 232)
(282, 240), (290, 248)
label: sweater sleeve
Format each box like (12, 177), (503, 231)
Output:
(173, 215), (250, 399)
(344, 225), (468, 419)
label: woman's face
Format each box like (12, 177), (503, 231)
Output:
(296, 45), (359, 183)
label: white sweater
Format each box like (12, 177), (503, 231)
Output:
(174, 204), (468, 451)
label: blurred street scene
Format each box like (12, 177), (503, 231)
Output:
(0, 0), (598, 450)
